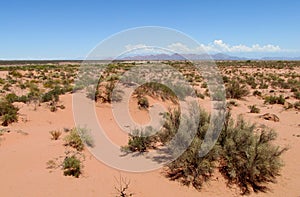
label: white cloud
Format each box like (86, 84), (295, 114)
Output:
(125, 44), (148, 51)
(166, 42), (192, 53)
(168, 40), (282, 53)
(124, 40), (284, 55)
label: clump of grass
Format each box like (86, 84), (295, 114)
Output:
(134, 82), (180, 103)
(50, 105), (57, 112)
(0, 99), (19, 126)
(248, 105), (260, 113)
(201, 82), (207, 88)
(46, 159), (57, 170)
(121, 128), (155, 153)
(226, 80), (249, 99)
(196, 91), (205, 99)
(64, 127), (94, 151)
(63, 155), (81, 178)
(253, 90), (262, 97)
(137, 96), (149, 109)
(294, 101), (300, 110)
(158, 109), (181, 144)
(227, 100), (238, 107)
(64, 128), (84, 151)
(264, 95), (285, 105)
(294, 91), (300, 100)
(50, 130), (62, 140)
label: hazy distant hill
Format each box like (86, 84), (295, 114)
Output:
(261, 56), (300, 60)
(1, 54), (299, 61)
(119, 53), (245, 60)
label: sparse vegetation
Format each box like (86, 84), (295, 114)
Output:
(219, 115), (288, 194)
(264, 95), (285, 105)
(0, 60), (297, 195)
(64, 127), (94, 151)
(248, 105), (260, 113)
(294, 101), (300, 110)
(0, 99), (19, 126)
(114, 175), (134, 197)
(121, 127), (155, 153)
(50, 130), (62, 140)
(226, 80), (249, 99)
(137, 96), (149, 109)
(253, 90), (262, 97)
(63, 155), (81, 178)
(162, 108), (286, 194)
(64, 128), (84, 151)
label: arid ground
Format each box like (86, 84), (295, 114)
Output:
(0, 60), (299, 196)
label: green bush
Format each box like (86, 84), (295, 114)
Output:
(64, 128), (84, 151)
(167, 137), (219, 190)
(264, 95), (285, 105)
(166, 108), (217, 190)
(219, 116), (288, 194)
(3, 83), (11, 91)
(137, 96), (149, 109)
(227, 100), (238, 107)
(226, 80), (249, 99)
(294, 101), (300, 110)
(253, 90), (262, 97)
(50, 105), (57, 112)
(8, 70), (22, 78)
(245, 76), (257, 89)
(164, 108), (287, 194)
(98, 81), (115, 103)
(290, 87), (298, 92)
(259, 82), (268, 89)
(5, 93), (18, 103)
(294, 91), (300, 100)
(222, 75), (230, 83)
(121, 128), (154, 153)
(201, 82), (208, 88)
(63, 155), (81, 178)
(248, 105), (260, 113)
(135, 82), (180, 103)
(42, 86), (64, 103)
(0, 100), (19, 126)
(159, 109), (181, 144)
(17, 95), (29, 103)
(64, 127), (94, 151)
(5, 93), (29, 104)
(196, 91), (205, 99)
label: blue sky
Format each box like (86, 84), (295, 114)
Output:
(1, 0), (300, 59)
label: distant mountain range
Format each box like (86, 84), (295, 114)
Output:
(1, 53), (300, 61)
(117, 53), (300, 61)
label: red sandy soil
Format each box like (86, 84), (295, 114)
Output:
(0, 93), (300, 196)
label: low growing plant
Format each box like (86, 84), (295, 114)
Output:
(248, 105), (260, 113)
(63, 155), (81, 178)
(50, 130), (62, 140)
(137, 96), (149, 109)
(64, 127), (94, 151)
(0, 99), (19, 126)
(264, 95), (285, 105)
